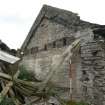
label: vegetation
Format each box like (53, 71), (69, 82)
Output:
(18, 65), (34, 81)
(0, 97), (89, 105)
(1, 97), (15, 105)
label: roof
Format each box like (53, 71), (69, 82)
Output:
(0, 41), (10, 52)
(21, 5), (105, 51)
(0, 50), (20, 64)
(21, 5), (80, 50)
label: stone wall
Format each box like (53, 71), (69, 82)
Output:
(21, 15), (105, 104)
(26, 18), (75, 50)
(80, 38), (105, 105)
(20, 5), (105, 104)
(21, 44), (83, 101)
(21, 29), (94, 102)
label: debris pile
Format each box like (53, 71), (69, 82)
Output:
(0, 40), (82, 105)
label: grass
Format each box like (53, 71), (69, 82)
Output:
(18, 65), (37, 81)
(1, 97), (15, 105)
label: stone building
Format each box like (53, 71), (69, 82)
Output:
(21, 5), (105, 105)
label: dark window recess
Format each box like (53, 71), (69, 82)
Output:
(31, 48), (34, 54)
(40, 24), (45, 27)
(24, 49), (29, 55)
(82, 70), (86, 75)
(47, 43), (54, 50)
(31, 47), (38, 54)
(92, 51), (98, 56)
(94, 34), (99, 39)
(34, 47), (38, 53)
(53, 41), (56, 48)
(63, 38), (67, 46)
(83, 86), (87, 92)
(51, 103), (55, 105)
(44, 45), (47, 50)
(85, 77), (89, 81)
(82, 70), (89, 81)
(56, 39), (64, 48)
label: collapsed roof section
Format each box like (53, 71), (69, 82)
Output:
(0, 40), (20, 64)
(0, 50), (20, 64)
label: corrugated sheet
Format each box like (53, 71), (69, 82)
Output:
(0, 50), (20, 64)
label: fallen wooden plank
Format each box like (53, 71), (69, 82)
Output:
(0, 81), (13, 103)
(9, 89), (23, 105)
(0, 72), (12, 80)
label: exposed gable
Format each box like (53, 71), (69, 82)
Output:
(21, 4), (105, 51)
(21, 5), (80, 51)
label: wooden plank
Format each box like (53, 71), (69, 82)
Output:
(0, 81), (13, 103)
(0, 50), (20, 64)
(0, 72), (12, 80)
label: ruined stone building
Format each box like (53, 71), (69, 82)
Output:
(21, 5), (105, 105)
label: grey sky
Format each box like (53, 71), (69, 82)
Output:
(0, 0), (105, 49)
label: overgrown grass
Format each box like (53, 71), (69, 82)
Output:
(18, 65), (37, 81)
(1, 97), (15, 105)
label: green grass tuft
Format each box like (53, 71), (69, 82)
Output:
(1, 97), (15, 105)
(18, 65), (36, 81)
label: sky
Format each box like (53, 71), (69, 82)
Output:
(0, 0), (105, 49)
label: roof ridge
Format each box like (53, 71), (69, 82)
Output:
(21, 5), (80, 50)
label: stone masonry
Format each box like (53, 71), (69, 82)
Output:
(81, 37), (105, 105)
(21, 5), (105, 105)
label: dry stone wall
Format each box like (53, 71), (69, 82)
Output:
(80, 37), (105, 105)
